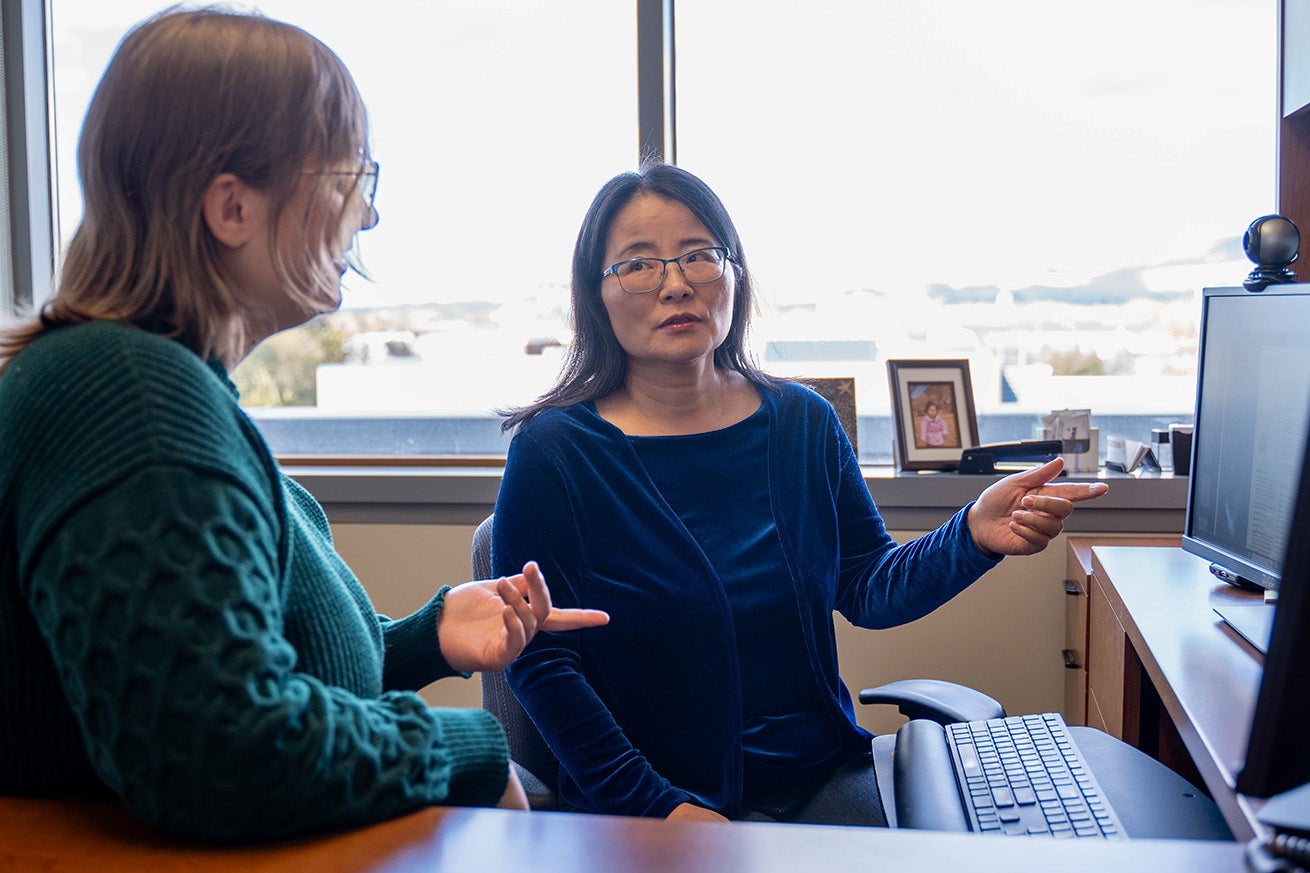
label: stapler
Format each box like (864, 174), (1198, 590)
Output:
(957, 440), (1064, 475)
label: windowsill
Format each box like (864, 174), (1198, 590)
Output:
(285, 463), (1189, 533)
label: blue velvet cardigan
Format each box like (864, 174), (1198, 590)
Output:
(494, 381), (1000, 818)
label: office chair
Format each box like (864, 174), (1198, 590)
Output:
(472, 513), (1004, 812)
(473, 515), (566, 809)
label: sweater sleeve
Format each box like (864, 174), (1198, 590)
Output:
(380, 587), (471, 690)
(494, 427), (694, 818)
(22, 464), (508, 844)
(276, 475), (468, 693)
(829, 408), (1002, 628)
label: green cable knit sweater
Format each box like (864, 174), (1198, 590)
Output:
(0, 321), (508, 843)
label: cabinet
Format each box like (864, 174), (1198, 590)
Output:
(1063, 536), (1179, 730)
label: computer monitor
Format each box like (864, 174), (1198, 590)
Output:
(1182, 284), (1310, 593)
(1236, 396), (1310, 799)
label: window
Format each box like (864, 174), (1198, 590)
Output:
(31, 0), (1277, 462)
(48, 0), (635, 456)
(676, 0), (1275, 452)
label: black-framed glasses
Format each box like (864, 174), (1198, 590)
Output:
(600, 246), (734, 294)
(304, 160), (380, 230)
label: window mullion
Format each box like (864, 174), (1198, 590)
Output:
(1, 0), (55, 314)
(636, 0), (675, 163)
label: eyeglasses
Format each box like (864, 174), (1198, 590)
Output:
(304, 160), (380, 230)
(600, 246), (734, 295)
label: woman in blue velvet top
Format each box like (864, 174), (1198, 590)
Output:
(492, 163), (1109, 826)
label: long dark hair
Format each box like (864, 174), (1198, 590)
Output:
(501, 163), (779, 431)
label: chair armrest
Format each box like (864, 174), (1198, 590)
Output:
(858, 678), (1005, 724)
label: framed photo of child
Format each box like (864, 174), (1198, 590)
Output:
(887, 358), (980, 471)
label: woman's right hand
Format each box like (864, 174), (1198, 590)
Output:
(439, 562), (609, 673)
(497, 766), (530, 810)
(666, 802), (731, 823)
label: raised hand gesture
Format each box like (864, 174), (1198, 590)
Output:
(438, 561), (609, 673)
(966, 458), (1110, 557)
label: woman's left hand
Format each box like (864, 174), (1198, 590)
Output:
(967, 458), (1110, 558)
(438, 561), (610, 673)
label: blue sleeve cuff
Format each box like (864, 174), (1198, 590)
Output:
(958, 502), (1006, 565)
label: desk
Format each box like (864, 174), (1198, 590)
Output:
(1086, 545), (1268, 841)
(0, 796), (1245, 872)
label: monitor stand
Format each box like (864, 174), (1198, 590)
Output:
(1208, 562), (1266, 593)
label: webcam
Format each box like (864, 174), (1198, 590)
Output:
(1243, 214), (1300, 292)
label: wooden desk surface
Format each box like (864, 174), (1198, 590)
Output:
(1090, 545), (1267, 839)
(0, 796), (1245, 873)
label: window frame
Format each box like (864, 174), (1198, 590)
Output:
(2, 0), (55, 315)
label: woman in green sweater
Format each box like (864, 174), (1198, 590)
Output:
(0, 7), (605, 844)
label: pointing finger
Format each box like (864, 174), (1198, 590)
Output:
(542, 608), (611, 632)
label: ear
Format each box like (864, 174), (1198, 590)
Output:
(201, 173), (261, 250)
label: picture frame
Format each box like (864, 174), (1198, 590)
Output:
(797, 377), (858, 449)
(886, 358), (979, 471)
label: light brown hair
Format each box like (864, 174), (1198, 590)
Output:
(0, 5), (369, 372)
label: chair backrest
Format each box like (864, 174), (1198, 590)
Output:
(473, 515), (561, 790)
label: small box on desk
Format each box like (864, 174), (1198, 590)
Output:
(1036, 426), (1100, 473)
(1170, 425), (1193, 476)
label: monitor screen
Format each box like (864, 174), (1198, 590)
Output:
(1182, 284), (1310, 592)
(1236, 387), (1310, 798)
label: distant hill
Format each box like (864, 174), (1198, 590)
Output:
(927, 235), (1244, 305)
(337, 300), (501, 322)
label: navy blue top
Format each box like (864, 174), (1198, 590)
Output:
(629, 406), (841, 797)
(495, 381), (1002, 818)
